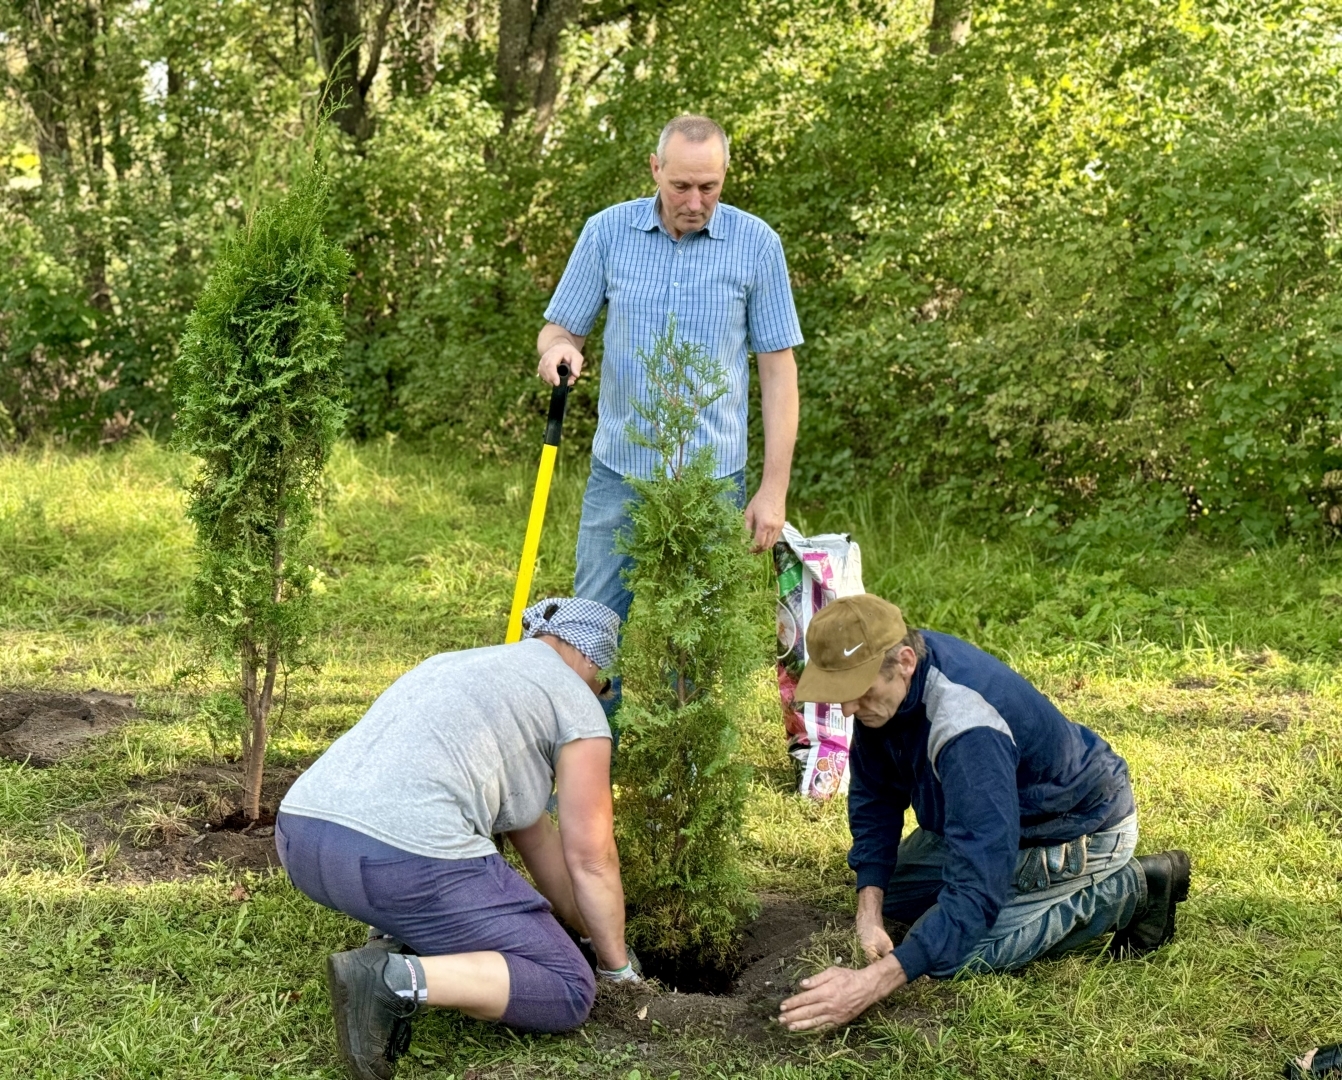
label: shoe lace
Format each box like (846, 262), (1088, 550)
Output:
(385, 1014), (413, 1064)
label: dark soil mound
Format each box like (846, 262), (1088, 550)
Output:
(590, 898), (942, 1050)
(591, 895), (844, 1044)
(0, 689), (136, 765)
(63, 762), (302, 881)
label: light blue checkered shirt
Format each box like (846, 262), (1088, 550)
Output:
(544, 196), (803, 480)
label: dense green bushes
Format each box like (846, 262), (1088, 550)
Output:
(756, 0), (1342, 539)
(3, 0), (1340, 538)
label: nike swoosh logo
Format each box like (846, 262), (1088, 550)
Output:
(843, 643), (863, 657)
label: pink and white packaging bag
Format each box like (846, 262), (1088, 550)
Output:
(773, 523), (864, 800)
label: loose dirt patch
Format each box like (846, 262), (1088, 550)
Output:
(72, 762), (302, 880)
(590, 896), (941, 1049)
(0, 689), (136, 765)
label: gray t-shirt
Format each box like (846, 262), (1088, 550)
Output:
(280, 639), (611, 860)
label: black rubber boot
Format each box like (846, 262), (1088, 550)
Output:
(326, 947), (417, 1080)
(1110, 849), (1191, 956)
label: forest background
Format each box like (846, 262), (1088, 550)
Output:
(3, 0), (1341, 543)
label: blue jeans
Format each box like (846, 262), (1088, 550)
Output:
(884, 813), (1144, 976)
(573, 457), (746, 720)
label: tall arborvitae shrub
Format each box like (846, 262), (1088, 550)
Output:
(172, 161), (351, 822)
(615, 322), (768, 976)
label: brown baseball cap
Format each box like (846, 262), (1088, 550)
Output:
(794, 595), (908, 704)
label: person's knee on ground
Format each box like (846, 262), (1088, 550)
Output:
(500, 944), (596, 1032)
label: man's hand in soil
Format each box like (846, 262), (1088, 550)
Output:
(855, 885), (894, 962)
(776, 954), (907, 1032)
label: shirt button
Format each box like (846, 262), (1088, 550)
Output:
(673, 282), (679, 287)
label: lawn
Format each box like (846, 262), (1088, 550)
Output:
(3, 438), (1342, 1079)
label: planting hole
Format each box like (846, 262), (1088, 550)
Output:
(638, 950), (740, 996)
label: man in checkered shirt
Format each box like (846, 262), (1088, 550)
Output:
(537, 113), (804, 632)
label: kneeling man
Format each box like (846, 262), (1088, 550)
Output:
(277, 598), (638, 1079)
(779, 595), (1189, 1031)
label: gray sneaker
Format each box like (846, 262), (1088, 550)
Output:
(325, 947), (417, 1080)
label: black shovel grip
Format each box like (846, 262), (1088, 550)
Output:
(544, 363), (572, 447)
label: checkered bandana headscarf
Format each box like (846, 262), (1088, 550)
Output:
(521, 597), (621, 670)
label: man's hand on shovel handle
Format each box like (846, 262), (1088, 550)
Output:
(537, 325), (586, 387)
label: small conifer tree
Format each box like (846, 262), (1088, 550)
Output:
(172, 160), (351, 822)
(615, 322), (768, 976)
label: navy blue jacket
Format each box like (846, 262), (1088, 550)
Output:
(848, 631), (1134, 981)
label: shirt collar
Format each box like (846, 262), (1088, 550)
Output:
(633, 195), (728, 240)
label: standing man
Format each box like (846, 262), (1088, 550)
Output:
(777, 595), (1191, 1031)
(537, 114), (803, 628)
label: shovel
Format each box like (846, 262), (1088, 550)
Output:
(505, 363), (572, 643)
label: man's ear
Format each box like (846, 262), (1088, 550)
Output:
(649, 152), (660, 179)
(899, 645), (919, 678)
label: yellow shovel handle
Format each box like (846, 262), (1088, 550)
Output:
(505, 442), (558, 643)
(505, 363), (570, 643)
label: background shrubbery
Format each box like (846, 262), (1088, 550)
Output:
(2, 0), (1340, 538)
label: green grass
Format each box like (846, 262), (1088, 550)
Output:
(4, 438), (1342, 1078)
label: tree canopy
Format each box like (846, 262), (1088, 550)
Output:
(2, 0), (1340, 539)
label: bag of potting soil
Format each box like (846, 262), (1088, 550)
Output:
(773, 523), (864, 800)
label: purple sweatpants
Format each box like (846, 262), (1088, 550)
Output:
(275, 811), (595, 1032)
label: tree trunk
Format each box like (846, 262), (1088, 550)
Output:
(929, 0), (971, 55)
(311, 0), (395, 142)
(389, 0), (440, 96)
(495, 0), (582, 136)
(239, 506), (287, 821)
(19, 1), (75, 189)
(18, 0), (113, 311)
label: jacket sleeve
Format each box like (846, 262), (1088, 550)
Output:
(893, 726), (1019, 982)
(846, 728), (911, 892)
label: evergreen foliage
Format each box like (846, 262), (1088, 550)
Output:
(614, 321), (768, 972)
(172, 160), (351, 820)
(6, 0), (1342, 540)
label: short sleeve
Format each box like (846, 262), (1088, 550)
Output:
(746, 231), (804, 353)
(552, 677), (613, 747)
(544, 215), (609, 336)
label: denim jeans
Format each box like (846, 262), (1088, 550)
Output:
(574, 456), (747, 619)
(573, 456), (746, 721)
(884, 813), (1144, 977)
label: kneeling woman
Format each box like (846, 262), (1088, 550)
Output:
(275, 598), (637, 1080)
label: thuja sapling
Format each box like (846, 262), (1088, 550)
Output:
(172, 160), (351, 822)
(614, 321), (769, 974)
